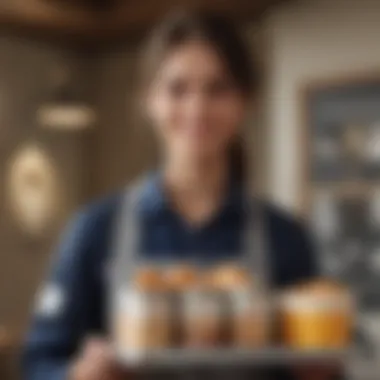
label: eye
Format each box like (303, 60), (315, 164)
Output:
(206, 79), (235, 97)
(166, 79), (188, 98)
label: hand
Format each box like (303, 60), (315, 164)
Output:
(69, 337), (128, 380)
(293, 362), (342, 380)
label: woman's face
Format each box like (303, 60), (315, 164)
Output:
(146, 40), (248, 166)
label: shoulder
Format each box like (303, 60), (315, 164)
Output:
(76, 174), (152, 231)
(56, 192), (125, 264)
(263, 202), (311, 238)
(59, 175), (151, 261)
(261, 201), (319, 286)
(76, 191), (124, 233)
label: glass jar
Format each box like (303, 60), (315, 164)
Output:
(113, 268), (172, 361)
(279, 280), (354, 349)
(164, 265), (199, 346)
(229, 288), (271, 347)
(182, 288), (225, 347)
(210, 264), (271, 347)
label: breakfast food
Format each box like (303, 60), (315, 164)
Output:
(279, 279), (354, 349)
(164, 265), (199, 345)
(211, 264), (271, 347)
(134, 267), (168, 292)
(113, 264), (353, 359)
(113, 267), (172, 358)
(165, 265), (225, 347)
(165, 265), (198, 291)
(209, 265), (252, 290)
(182, 284), (225, 347)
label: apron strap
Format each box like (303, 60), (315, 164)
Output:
(243, 196), (271, 292)
(108, 176), (149, 332)
(111, 176), (148, 286)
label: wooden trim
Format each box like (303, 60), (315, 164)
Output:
(302, 69), (380, 96)
(0, 0), (98, 36)
(0, 0), (288, 43)
(298, 69), (380, 218)
(312, 181), (380, 198)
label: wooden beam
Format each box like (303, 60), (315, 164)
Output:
(91, 0), (281, 42)
(0, 0), (100, 38)
(0, 0), (286, 43)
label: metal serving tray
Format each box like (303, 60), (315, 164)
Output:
(116, 347), (350, 369)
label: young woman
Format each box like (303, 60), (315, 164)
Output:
(22, 10), (338, 380)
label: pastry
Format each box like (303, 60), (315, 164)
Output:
(210, 264), (271, 347)
(114, 267), (172, 357)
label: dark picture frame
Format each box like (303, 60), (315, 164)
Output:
(300, 72), (380, 369)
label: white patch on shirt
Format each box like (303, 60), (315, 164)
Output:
(35, 284), (65, 318)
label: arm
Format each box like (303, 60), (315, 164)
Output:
(21, 211), (99, 380)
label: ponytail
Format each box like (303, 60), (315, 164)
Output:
(228, 136), (246, 184)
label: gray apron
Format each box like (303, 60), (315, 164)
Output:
(109, 177), (272, 379)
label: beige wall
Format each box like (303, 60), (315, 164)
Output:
(0, 35), (90, 331)
(264, 0), (380, 213)
(88, 45), (157, 198)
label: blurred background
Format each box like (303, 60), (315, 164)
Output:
(0, 0), (380, 379)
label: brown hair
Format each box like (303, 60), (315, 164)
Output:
(139, 9), (261, 182)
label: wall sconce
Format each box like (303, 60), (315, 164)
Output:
(37, 66), (96, 131)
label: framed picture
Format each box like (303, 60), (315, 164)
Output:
(301, 73), (380, 373)
(301, 73), (380, 210)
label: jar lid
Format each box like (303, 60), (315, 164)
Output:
(207, 264), (253, 290)
(280, 279), (354, 312)
(164, 265), (199, 291)
(133, 267), (168, 292)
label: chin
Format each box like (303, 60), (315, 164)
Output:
(191, 155), (222, 168)
(187, 144), (220, 157)
(175, 142), (220, 165)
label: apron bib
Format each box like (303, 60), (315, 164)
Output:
(109, 177), (272, 380)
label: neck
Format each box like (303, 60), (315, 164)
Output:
(163, 156), (229, 225)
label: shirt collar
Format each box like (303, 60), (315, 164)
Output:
(138, 170), (245, 219)
(138, 171), (169, 217)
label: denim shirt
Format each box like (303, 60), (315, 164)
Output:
(22, 173), (318, 380)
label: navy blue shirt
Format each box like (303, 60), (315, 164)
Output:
(22, 174), (318, 380)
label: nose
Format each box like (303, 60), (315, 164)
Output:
(183, 92), (208, 124)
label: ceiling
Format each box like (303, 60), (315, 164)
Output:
(0, 0), (287, 44)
